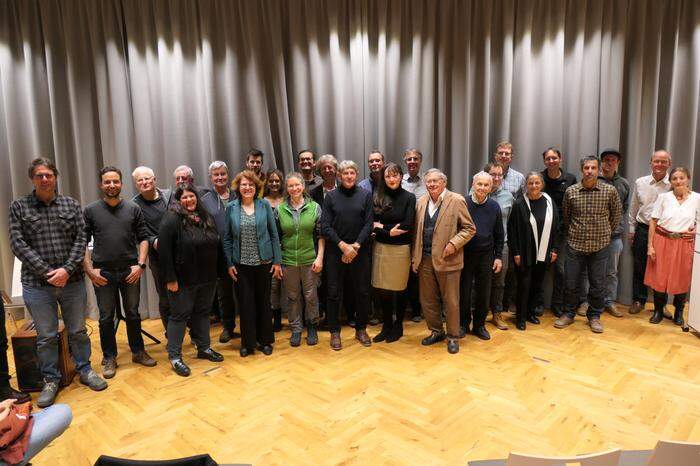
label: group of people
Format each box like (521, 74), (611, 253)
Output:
(5, 144), (698, 412)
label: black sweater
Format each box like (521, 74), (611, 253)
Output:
(321, 184), (373, 252)
(372, 186), (416, 246)
(158, 211), (220, 287)
(508, 195), (559, 267)
(464, 196), (504, 260)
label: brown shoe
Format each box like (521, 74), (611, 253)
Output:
(576, 302), (588, 317)
(604, 304), (623, 318)
(554, 314), (575, 329)
(492, 312), (508, 330)
(330, 332), (342, 351)
(629, 301), (643, 314)
(588, 318), (604, 333)
(355, 329), (372, 347)
(102, 358), (117, 379)
(132, 350), (157, 367)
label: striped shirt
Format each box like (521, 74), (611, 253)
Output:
(9, 192), (87, 287)
(563, 181), (622, 253)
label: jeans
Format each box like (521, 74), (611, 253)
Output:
(166, 281), (216, 359)
(8, 404), (73, 466)
(283, 265), (320, 332)
(325, 248), (370, 333)
(632, 224), (650, 304)
(490, 244), (508, 313)
(604, 237), (623, 307)
(550, 235), (568, 313)
(236, 264), (274, 350)
(564, 244), (609, 319)
(92, 268), (145, 359)
(460, 249), (494, 330)
(22, 281), (92, 382)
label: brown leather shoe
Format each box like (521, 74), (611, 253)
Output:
(604, 304), (623, 318)
(355, 329), (372, 347)
(629, 301), (643, 314)
(576, 302), (588, 317)
(132, 350), (157, 367)
(588, 318), (604, 333)
(553, 314), (575, 329)
(330, 332), (342, 351)
(492, 312), (508, 330)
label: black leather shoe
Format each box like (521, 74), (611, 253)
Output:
(372, 326), (391, 343)
(649, 310), (664, 324)
(197, 348), (224, 362)
(170, 359), (191, 377)
(421, 331), (446, 346)
(459, 326), (468, 338)
(472, 326), (491, 340)
(673, 308), (684, 326)
(0, 385), (30, 404)
(447, 338), (459, 354)
(533, 305), (544, 317)
(527, 315), (540, 325)
(386, 324), (403, 343)
(239, 347), (255, 357)
(516, 321), (526, 331)
(260, 345), (273, 356)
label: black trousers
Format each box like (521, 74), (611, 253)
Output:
(166, 281), (216, 359)
(402, 270), (421, 317)
(216, 272), (237, 332)
(376, 289), (407, 328)
(325, 248), (370, 333)
(515, 263), (547, 323)
(148, 258), (171, 331)
(236, 264), (274, 350)
(0, 301), (10, 386)
(632, 224), (650, 304)
(460, 249), (493, 330)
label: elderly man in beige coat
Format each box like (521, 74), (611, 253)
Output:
(412, 168), (476, 354)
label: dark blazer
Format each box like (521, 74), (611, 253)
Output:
(508, 193), (559, 267)
(310, 181), (337, 207)
(222, 198), (282, 267)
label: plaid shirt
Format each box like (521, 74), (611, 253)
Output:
(502, 167), (525, 197)
(9, 192), (86, 287)
(563, 181), (622, 253)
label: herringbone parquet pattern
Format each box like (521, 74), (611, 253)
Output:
(15, 307), (700, 465)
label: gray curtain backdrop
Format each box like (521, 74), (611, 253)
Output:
(1, 0), (698, 316)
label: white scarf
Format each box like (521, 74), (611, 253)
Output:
(524, 192), (553, 263)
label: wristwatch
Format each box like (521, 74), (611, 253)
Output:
(138, 263), (146, 270)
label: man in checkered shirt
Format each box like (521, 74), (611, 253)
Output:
(554, 155), (622, 334)
(9, 158), (107, 408)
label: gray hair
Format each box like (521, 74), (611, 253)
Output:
(425, 168), (447, 183)
(208, 161), (228, 175)
(173, 165), (194, 178)
(472, 171), (492, 183)
(131, 166), (154, 180)
(525, 171), (545, 184)
(652, 149), (672, 162)
(338, 160), (359, 174)
(579, 155), (599, 170)
(316, 154), (338, 171)
(403, 148), (423, 161)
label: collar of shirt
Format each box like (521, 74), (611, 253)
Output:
(578, 180), (601, 191)
(31, 190), (58, 207)
(471, 193), (488, 205)
(428, 189), (447, 210)
(403, 173), (422, 183)
(648, 173), (670, 186)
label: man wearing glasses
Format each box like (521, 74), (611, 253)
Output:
(493, 141), (525, 197)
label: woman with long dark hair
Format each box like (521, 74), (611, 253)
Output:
(371, 163), (415, 342)
(264, 169), (285, 331)
(223, 170), (283, 357)
(158, 183), (225, 376)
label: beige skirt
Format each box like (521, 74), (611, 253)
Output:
(372, 243), (411, 291)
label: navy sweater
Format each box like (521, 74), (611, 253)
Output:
(321, 184), (373, 252)
(464, 196), (504, 259)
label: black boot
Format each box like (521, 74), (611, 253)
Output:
(673, 307), (684, 326)
(272, 308), (282, 332)
(649, 310), (664, 324)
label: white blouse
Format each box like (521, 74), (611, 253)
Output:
(651, 191), (700, 232)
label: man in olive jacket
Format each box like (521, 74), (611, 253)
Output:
(412, 168), (476, 354)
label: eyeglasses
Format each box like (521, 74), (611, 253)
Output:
(496, 151), (512, 156)
(33, 173), (55, 180)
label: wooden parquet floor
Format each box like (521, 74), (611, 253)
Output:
(13, 306), (700, 465)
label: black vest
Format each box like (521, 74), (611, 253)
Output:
(422, 203), (441, 257)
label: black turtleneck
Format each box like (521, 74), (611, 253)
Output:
(372, 186), (416, 245)
(320, 183), (374, 251)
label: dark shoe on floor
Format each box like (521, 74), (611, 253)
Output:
(355, 329), (371, 347)
(197, 348), (224, 362)
(447, 338), (459, 354)
(605, 304), (623, 318)
(649, 310), (664, 324)
(372, 326), (391, 343)
(492, 312), (508, 330)
(526, 315), (540, 325)
(421, 331), (446, 346)
(306, 325), (318, 346)
(459, 326), (468, 338)
(588, 318), (604, 333)
(170, 359), (191, 377)
(219, 328), (234, 343)
(0, 385), (31, 404)
(330, 332), (342, 351)
(369, 318), (381, 326)
(132, 350), (157, 367)
(290, 332), (302, 347)
(533, 305), (544, 317)
(411, 314), (422, 322)
(472, 326), (491, 340)
(551, 307), (563, 318)
(629, 301), (643, 314)
(272, 309), (282, 332)
(673, 307), (684, 326)
(554, 314), (575, 329)
(386, 324), (403, 343)
(79, 369), (108, 391)
(516, 321), (526, 331)
(260, 345), (273, 355)
(240, 347), (255, 357)
(37, 380), (59, 408)
(102, 358), (117, 379)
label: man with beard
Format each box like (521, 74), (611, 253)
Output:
(298, 149), (322, 193)
(84, 167), (156, 379)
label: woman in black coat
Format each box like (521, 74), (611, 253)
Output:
(508, 172), (559, 330)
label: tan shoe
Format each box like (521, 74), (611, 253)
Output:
(492, 312), (508, 330)
(554, 314), (575, 329)
(355, 329), (372, 347)
(132, 350), (157, 367)
(330, 332), (342, 351)
(604, 304), (623, 318)
(102, 358), (117, 379)
(588, 318), (604, 333)
(576, 302), (588, 317)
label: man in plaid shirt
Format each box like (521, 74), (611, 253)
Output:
(9, 158), (107, 407)
(554, 155), (622, 333)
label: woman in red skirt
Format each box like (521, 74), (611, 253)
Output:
(645, 167), (700, 325)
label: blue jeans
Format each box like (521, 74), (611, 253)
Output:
(92, 268), (144, 359)
(7, 404), (73, 466)
(22, 281), (92, 382)
(604, 237), (623, 307)
(564, 244), (609, 319)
